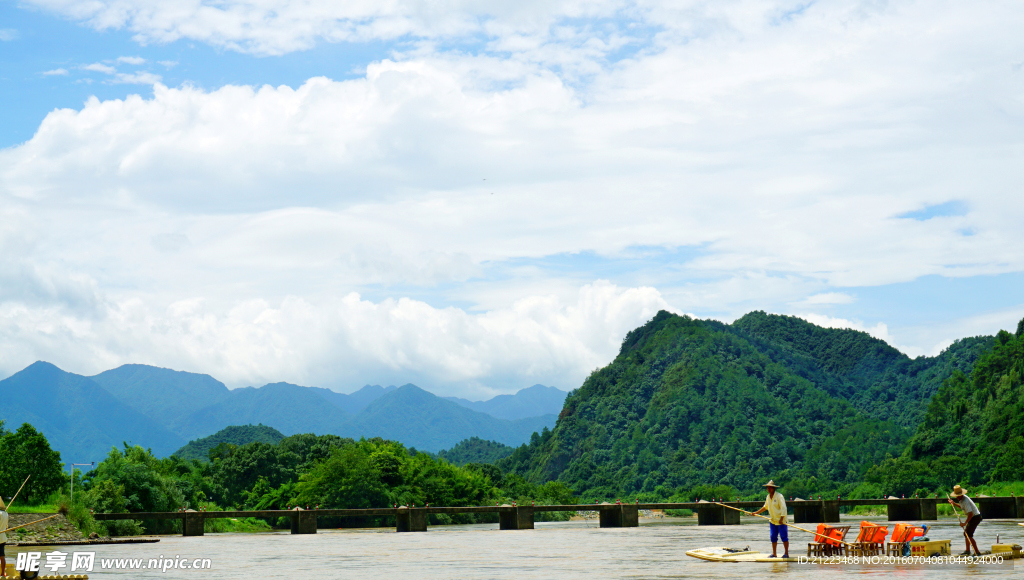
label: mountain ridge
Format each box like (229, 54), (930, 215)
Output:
(444, 384), (567, 420)
(0, 361), (186, 460)
(340, 384), (557, 452)
(499, 310), (987, 497)
(1, 364), (561, 461)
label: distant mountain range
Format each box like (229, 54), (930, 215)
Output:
(0, 362), (564, 462)
(444, 384), (567, 420)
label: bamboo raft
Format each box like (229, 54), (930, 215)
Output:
(687, 544), (1023, 563)
(4, 563), (88, 578)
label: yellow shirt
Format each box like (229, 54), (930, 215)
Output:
(763, 493), (787, 525)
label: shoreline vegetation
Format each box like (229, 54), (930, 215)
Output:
(1, 311), (1021, 538)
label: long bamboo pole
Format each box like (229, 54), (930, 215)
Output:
(946, 493), (971, 543)
(0, 513), (61, 534)
(709, 501), (857, 549)
(5, 474), (31, 511)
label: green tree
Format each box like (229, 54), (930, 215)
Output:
(0, 423), (64, 504)
(990, 436), (1024, 482)
(85, 445), (186, 514)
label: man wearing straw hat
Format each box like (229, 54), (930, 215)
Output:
(750, 480), (789, 558)
(1, 496), (8, 573)
(949, 485), (982, 556)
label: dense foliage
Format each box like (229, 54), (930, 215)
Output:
(172, 424), (285, 461)
(0, 422), (65, 504)
(499, 311), (907, 498)
(61, 432), (579, 534)
(729, 312), (992, 428)
(902, 323), (1024, 487)
(436, 437), (514, 465)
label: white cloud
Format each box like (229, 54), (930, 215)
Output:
(1, 0), (1023, 389)
(117, 56), (147, 65)
(82, 62), (117, 74)
(24, 0), (632, 56)
(0, 280), (670, 398)
(42, 68), (69, 76)
(78, 62), (161, 84)
(0, 29), (17, 41)
(112, 71), (161, 84)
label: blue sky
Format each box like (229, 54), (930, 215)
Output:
(1, 0), (1022, 398)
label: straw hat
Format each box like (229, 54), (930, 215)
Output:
(762, 480), (779, 488)
(952, 485), (967, 498)
(0, 497), (6, 510)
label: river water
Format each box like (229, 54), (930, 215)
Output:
(9, 516), (1020, 579)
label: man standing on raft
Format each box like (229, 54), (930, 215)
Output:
(949, 485), (983, 556)
(749, 480), (789, 558)
(0, 496), (8, 574)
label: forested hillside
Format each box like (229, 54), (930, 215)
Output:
(437, 437), (514, 465)
(903, 323), (1024, 485)
(499, 311), (907, 498)
(498, 310), (1017, 500)
(173, 424), (285, 461)
(727, 312), (992, 428)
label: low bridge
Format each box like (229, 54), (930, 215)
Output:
(92, 496), (1024, 536)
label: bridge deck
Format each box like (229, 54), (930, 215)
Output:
(91, 496), (1024, 536)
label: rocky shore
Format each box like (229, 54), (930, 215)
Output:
(6, 513), (87, 544)
(6, 513), (159, 547)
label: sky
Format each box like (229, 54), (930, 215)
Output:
(1, 0), (1022, 399)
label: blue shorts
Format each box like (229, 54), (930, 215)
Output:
(770, 523), (788, 543)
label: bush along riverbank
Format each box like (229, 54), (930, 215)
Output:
(1, 425), (579, 536)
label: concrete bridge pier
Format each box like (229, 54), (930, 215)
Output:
(499, 506), (535, 530)
(597, 503), (639, 528)
(290, 508), (317, 534)
(396, 507), (428, 532)
(920, 500), (938, 520)
(183, 510), (204, 537)
(694, 503), (740, 526)
(975, 497), (1020, 519)
(886, 499), (937, 521)
(792, 500), (841, 524)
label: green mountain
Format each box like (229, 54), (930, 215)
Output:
(499, 311), (938, 497)
(437, 437), (515, 465)
(339, 384), (398, 414)
(445, 385), (568, 420)
(2, 361), (558, 461)
(727, 311), (992, 428)
(173, 382), (351, 440)
(172, 424), (286, 461)
(905, 323), (1024, 483)
(0, 362), (186, 462)
(341, 385), (557, 452)
(90, 364), (231, 431)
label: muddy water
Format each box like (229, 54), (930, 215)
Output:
(8, 516), (1020, 579)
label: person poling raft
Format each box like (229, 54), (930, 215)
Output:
(0, 475), (29, 574)
(700, 500), (860, 553)
(748, 480), (791, 558)
(948, 485), (983, 557)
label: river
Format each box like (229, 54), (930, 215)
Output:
(8, 516), (1020, 578)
